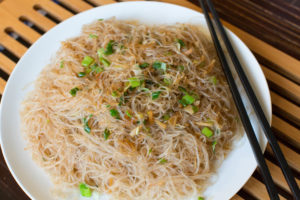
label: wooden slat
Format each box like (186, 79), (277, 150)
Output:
(161, 0), (300, 84)
(230, 195), (244, 200)
(59, 0), (93, 12)
(25, 11), (56, 32)
(0, 0), (56, 32)
(244, 177), (285, 200)
(266, 142), (300, 173)
(267, 160), (300, 193)
(37, 0), (73, 21)
(272, 115), (300, 149)
(89, 0), (116, 6)
(0, 78), (6, 94)
(0, 33), (27, 58)
(271, 91), (300, 125)
(0, 54), (15, 74)
(263, 66), (300, 104)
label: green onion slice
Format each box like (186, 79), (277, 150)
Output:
(179, 94), (195, 106)
(153, 61), (167, 72)
(198, 197), (205, 200)
(211, 76), (218, 85)
(176, 39), (185, 49)
(60, 60), (64, 68)
(104, 128), (111, 140)
(79, 183), (92, 197)
(139, 62), (149, 69)
(125, 110), (132, 118)
(78, 72), (86, 77)
(212, 141), (217, 153)
(70, 87), (79, 97)
(152, 91), (161, 100)
(159, 158), (167, 164)
(128, 77), (141, 88)
(89, 34), (98, 39)
(201, 127), (213, 138)
(81, 56), (94, 67)
(99, 57), (110, 67)
(110, 109), (120, 119)
(104, 40), (115, 56)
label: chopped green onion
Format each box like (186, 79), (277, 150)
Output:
(163, 114), (170, 121)
(176, 39), (185, 49)
(104, 128), (110, 140)
(106, 104), (111, 108)
(192, 105), (199, 113)
(78, 72), (86, 77)
(70, 87), (79, 97)
(110, 109), (120, 119)
(81, 56), (94, 67)
(201, 127), (213, 138)
(99, 57), (110, 67)
(97, 48), (105, 58)
(125, 110), (132, 118)
(139, 62), (150, 69)
(104, 40), (115, 56)
(153, 61), (167, 72)
(89, 34), (98, 39)
(216, 128), (220, 135)
(83, 114), (92, 134)
(79, 183), (92, 197)
(212, 141), (217, 153)
(178, 65), (184, 71)
(179, 94), (195, 106)
(198, 197), (205, 200)
(98, 18), (104, 21)
(147, 148), (152, 156)
(112, 91), (118, 97)
(95, 66), (104, 73)
(163, 78), (171, 85)
(118, 96), (125, 106)
(211, 76), (218, 85)
(60, 60), (64, 68)
(140, 88), (150, 92)
(128, 77), (141, 88)
(159, 158), (167, 164)
(178, 86), (188, 95)
(152, 91), (161, 100)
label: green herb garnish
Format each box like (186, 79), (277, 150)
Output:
(152, 91), (161, 100)
(201, 127), (213, 138)
(78, 72), (86, 77)
(99, 57), (110, 67)
(70, 87), (79, 97)
(83, 114), (92, 134)
(147, 148), (152, 156)
(104, 128), (110, 140)
(192, 105), (199, 113)
(79, 183), (92, 197)
(128, 77), (141, 88)
(178, 86), (188, 95)
(110, 109), (120, 119)
(176, 39), (185, 49)
(212, 141), (217, 153)
(60, 60), (64, 68)
(125, 110), (132, 118)
(81, 56), (94, 67)
(163, 78), (171, 85)
(104, 40), (115, 56)
(178, 65), (184, 71)
(159, 158), (167, 164)
(89, 34), (98, 39)
(153, 61), (167, 72)
(112, 91), (119, 97)
(211, 76), (218, 85)
(139, 62), (149, 69)
(179, 94), (195, 106)
(198, 197), (205, 200)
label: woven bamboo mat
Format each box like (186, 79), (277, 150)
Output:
(0, 0), (299, 199)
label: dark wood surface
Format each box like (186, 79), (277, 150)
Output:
(0, 0), (299, 200)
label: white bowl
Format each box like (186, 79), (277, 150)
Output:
(0, 2), (271, 200)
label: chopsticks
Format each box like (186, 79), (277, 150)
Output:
(198, 0), (300, 199)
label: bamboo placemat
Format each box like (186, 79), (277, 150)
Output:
(0, 0), (299, 199)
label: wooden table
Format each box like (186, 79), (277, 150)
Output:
(0, 0), (299, 199)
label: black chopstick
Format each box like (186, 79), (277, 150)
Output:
(201, 0), (300, 199)
(197, 0), (280, 199)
